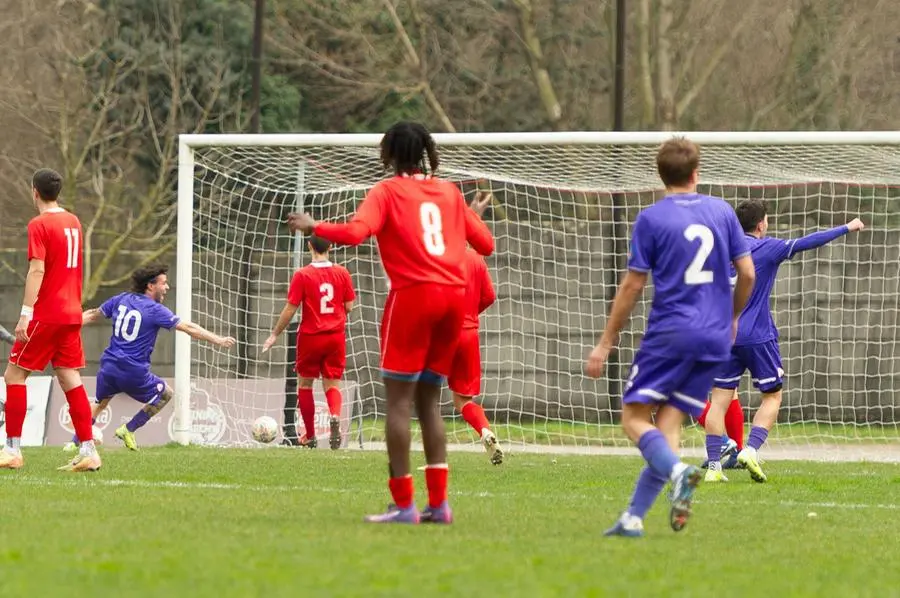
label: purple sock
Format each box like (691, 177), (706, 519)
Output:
(126, 410), (152, 433)
(637, 429), (679, 478)
(627, 466), (668, 519)
(706, 434), (723, 462)
(748, 426), (768, 451)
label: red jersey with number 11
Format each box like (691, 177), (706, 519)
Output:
(28, 208), (83, 324)
(287, 261), (355, 335)
(314, 176), (494, 290)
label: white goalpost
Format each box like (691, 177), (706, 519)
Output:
(175, 131), (900, 459)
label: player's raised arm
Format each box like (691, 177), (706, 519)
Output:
(464, 193), (494, 257)
(288, 187), (387, 247)
(175, 321), (236, 349)
(782, 217), (864, 260)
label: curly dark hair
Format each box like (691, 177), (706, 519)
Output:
(131, 264), (169, 294)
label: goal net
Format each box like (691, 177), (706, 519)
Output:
(176, 132), (900, 458)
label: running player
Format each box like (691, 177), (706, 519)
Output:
(263, 235), (355, 450)
(703, 200), (864, 482)
(75, 265), (235, 450)
(2, 168), (99, 472)
(288, 121), (494, 524)
(586, 138), (756, 537)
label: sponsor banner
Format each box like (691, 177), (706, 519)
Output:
(45, 377), (357, 448)
(0, 376), (52, 446)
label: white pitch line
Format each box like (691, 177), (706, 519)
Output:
(2, 476), (898, 512)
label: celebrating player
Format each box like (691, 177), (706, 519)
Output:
(2, 169), (100, 472)
(586, 138), (755, 537)
(703, 201), (864, 482)
(449, 196), (502, 464)
(75, 265), (235, 451)
(262, 235), (355, 450)
(288, 121), (494, 524)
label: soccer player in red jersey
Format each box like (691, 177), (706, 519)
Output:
(263, 235), (355, 450)
(288, 122), (494, 524)
(1, 169), (100, 472)
(449, 229), (502, 465)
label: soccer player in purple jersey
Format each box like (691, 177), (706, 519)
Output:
(704, 201), (864, 483)
(75, 265), (236, 450)
(586, 138), (756, 537)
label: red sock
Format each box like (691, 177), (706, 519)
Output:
(4, 384), (27, 439)
(325, 387), (342, 417)
(65, 385), (94, 442)
(424, 464), (449, 508)
(725, 398), (745, 450)
(460, 401), (490, 435)
(297, 388), (316, 438)
(388, 475), (414, 509)
(697, 401), (711, 428)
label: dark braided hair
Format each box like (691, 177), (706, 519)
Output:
(380, 122), (439, 176)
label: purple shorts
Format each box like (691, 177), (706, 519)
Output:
(713, 340), (784, 394)
(96, 367), (166, 405)
(622, 350), (722, 418)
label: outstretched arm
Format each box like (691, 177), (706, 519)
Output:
(585, 270), (648, 378)
(785, 218), (864, 259)
(288, 186), (386, 246)
(261, 302), (299, 353)
(82, 308), (106, 325)
(175, 321), (236, 349)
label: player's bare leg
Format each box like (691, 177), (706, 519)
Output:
(296, 377), (318, 449)
(55, 368), (101, 472)
(738, 389), (781, 483)
(453, 393), (502, 465)
(418, 379), (452, 524)
(64, 397), (112, 452)
(365, 377), (419, 523)
(703, 387), (733, 482)
(323, 378), (343, 450)
(0, 363), (30, 469)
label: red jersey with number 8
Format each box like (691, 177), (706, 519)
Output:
(28, 208), (84, 324)
(287, 261), (355, 335)
(315, 176), (494, 290)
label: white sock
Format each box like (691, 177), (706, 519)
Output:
(709, 461), (722, 472)
(79, 440), (96, 456)
(670, 461), (689, 482)
(6, 437), (21, 453)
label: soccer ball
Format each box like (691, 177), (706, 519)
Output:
(93, 425), (104, 446)
(252, 416), (278, 444)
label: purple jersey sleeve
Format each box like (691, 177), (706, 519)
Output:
(152, 303), (181, 330)
(100, 294), (118, 319)
(627, 214), (653, 273)
(728, 211), (751, 261)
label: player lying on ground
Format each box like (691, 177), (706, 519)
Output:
(73, 265), (236, 451)
(263, 235), (355, 450)
(289, 121), (494, 524)
(2, 169), (100, 472)
(449, 195), (502, 464)
(586, 137), (755, 537)
(703, 200), (864, 483)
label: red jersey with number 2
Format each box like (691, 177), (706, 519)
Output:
(314, 175), (494, 289)
(28, 208), (84, 324)
(287, 261), (355, 335)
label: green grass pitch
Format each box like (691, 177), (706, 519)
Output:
(0, 446), (898, 597)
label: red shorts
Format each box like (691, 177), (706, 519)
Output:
(448, 327), (482, 397)
(380, 284), (465, 381)
(9, 321), (85, 372)
(296, 331), (346, 380)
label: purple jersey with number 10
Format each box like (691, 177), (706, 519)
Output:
(99, 292), (181, 373)
(629, 193), (750, 361)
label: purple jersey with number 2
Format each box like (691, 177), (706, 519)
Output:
(628, 193), (750, 361)
(99, 292), (181, 373)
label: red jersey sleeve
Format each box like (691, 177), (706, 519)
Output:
(464, 206), (494, 256)
(478, 260), (496, 314)
(314, 184), (387, 246)
(287, 270), (305, 306)
(27, 219), (47, 261)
